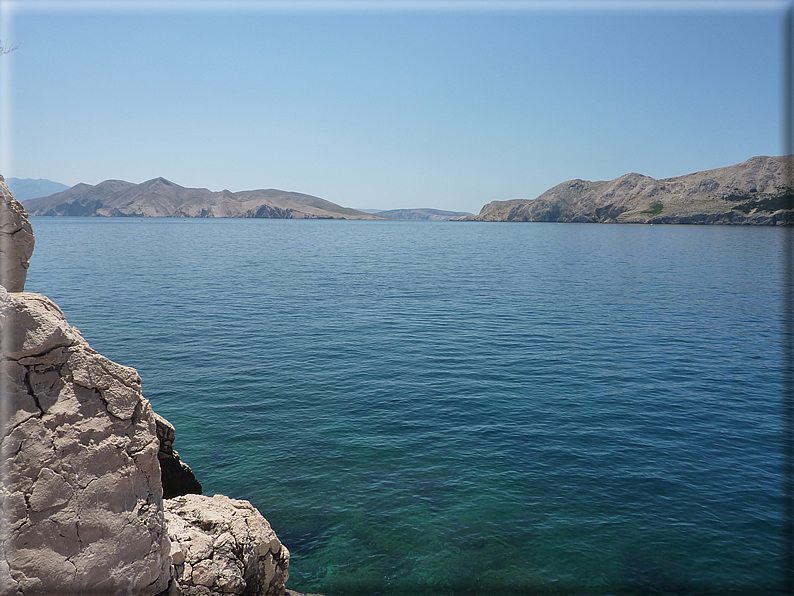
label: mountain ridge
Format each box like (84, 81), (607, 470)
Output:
(5, 177), (70, 202)
(23, 177), (387, 220)
(373, 208), (472, 221)
(455, 155), (793, 225)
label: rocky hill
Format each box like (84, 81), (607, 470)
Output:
(374, 208), (472, 221)
(22, 177), (385, 220)
(5, 178), (70, 202)
(456, 155), (793, 225)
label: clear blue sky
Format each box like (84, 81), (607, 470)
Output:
(0, 0), (788, 213)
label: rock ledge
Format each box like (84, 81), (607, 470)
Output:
(165, 494), (289, 596)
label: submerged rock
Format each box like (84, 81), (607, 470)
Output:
(155, 413), (203, 499)
(165, 494), (290, 596)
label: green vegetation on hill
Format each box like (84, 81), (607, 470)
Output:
(641, 203), (664, 216)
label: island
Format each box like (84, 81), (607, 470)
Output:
(455, 155), (792, 225)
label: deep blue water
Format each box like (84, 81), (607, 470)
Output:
(26, 217), (788, 595)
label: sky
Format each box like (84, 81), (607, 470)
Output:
(0, 0), (789, 213)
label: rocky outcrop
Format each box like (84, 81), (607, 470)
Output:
(0, 176), (34, 292)
(457, 155), (794, 225)
(164, 494), (289, 596)
(155, 414), (202, 499)
(1, 181), (294, 596)
(0, 285), (172, 595)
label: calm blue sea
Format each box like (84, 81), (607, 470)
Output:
(25, 217), (788, 596)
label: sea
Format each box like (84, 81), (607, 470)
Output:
(25, 217), (789, 596)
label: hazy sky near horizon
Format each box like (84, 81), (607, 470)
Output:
(1, 0), (788, 213)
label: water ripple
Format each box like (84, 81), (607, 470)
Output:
(26, 218), (788, 595)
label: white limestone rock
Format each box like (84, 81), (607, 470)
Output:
(165, 494), (290, 596)
(0, 285), (172, 595)
(0, 176), (34, 293)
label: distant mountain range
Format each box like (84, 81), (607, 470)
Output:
(367, 208), (472, 221)
(456, 155), (793, 225)
(21, 156), (790, 225)
(6, 178), (70, 202)
(23, 178), (386, 220)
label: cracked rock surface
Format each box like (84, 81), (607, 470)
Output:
(0, 177), (34, 293)
(0, 284), (172, 595)
(165, 494), (289, 596)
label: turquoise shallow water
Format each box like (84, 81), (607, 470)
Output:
(26, 217), (788, 595)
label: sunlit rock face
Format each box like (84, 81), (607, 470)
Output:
(0, 286), (173, 595)
(165, 494), (290, 596)
(0, 177), (34, 293)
